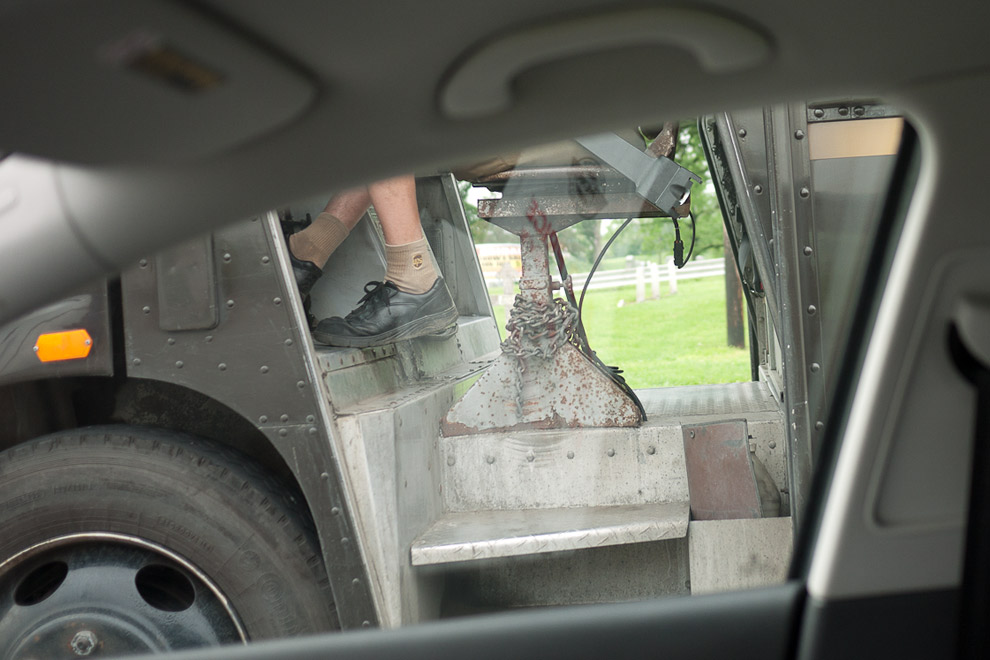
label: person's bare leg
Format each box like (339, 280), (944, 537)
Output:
(368, 175), (438, 294)
(311, 175), (457, 347)
(289, 186), (371, 269)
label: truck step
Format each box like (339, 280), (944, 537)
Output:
(317, 315), (499, 410)
(411, 501), (689, 566)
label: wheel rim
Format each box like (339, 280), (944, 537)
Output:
(0, 532), (247, 658)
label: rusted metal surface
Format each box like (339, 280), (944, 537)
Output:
(479, 194), (662, 227)
(646, 121), (680, 159)
(444, 199), (642, 434)
(682, 420), (763, 520)
(441, 343), (642, 435)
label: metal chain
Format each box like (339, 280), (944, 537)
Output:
(501, 296), (578, 368)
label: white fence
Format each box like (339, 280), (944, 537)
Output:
(487, 257), (726, 305)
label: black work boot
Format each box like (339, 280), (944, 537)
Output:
(289, 250), (322, 297)
(287, 248), (322, 329)
(312, 278), (458, 348)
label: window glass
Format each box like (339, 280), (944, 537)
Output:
(276, 103), (910, 619)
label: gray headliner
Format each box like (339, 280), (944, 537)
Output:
(0, 1), (987, 320)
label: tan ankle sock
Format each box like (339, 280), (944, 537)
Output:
(289, 212), (350, 269)
(385, 238), (438, 294)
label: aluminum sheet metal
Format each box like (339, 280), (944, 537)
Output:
(410, 501), (689, 565)
(682, 419), (763, 520)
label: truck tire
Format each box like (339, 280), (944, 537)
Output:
(0, 426), (338, 657)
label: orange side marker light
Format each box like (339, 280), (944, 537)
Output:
(34, 329), (93, 362)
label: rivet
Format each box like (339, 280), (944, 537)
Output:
(526, 451), (535, 463)
(175, 360), (183, 368)
(800, 187), (810, 198)
(226, 300), (235, 309)
(278, 428), (288, 437)
(794, 129), (805, 140)
(737, 128), (747, 138)
(804, 246), (813, 256)
(142, 306), (151, 315)
(331, 507), (340, 515)
(306, 415), (315, 423)
(273, 297), (282, 306)
(607, 448), (615, 457)
(485, 455), (495, 464)
(352, 578), (361, 587)
(309, 426), (318, 436)
(260, 365), (269, 373)
(284, 338), (293, 346)
(810, 362), (821, 373)
(853, 106), (865, 116)
(769, 440), (777, 449)
(341, 537), (350, 546)
(132, 358), (141, 366)
(838, 107), (849, 116)
(280, 414), (289, 422)
(807, 305), (817, 315)
(223, 253), (232, 262)
(259, 415), (268, 423)
(813, 108), (824, 118)
(689, 430), (696, 438)
(139, 258), (148, 268)
(566, 451), (575, 459)
(753, 184), (763, 194)
(447, 456), (456, 466)
(296, 380), (305, 389)
(205, 335), (214, 343)
(261, 256), (270, 264)
(362, 621), (371, 628)
(320, 472), (329, 480)
(647, 446), (656, 455)
(32, 345), (39, 352)
(815, 421), (825, 430)
(218, 363), (227, 371)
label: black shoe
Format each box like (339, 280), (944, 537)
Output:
(312, 278), (458, 348)
(289, 250), (322, 297)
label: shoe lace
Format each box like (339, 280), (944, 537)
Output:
(347, 280), (399, 319)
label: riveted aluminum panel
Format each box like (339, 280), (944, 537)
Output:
(120, 215), (381, 629)
(155, 233), (218, 331)
(439, 424), (687, 512)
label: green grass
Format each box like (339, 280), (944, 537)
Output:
(492, 277), (750, 388)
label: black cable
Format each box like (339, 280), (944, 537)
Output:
(578, 216), (635, 323)
(672, 211), (697, 268)
(684, 211), (697, 264)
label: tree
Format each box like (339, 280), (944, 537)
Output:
(611, 122), (724, 263)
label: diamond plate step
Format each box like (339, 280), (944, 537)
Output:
(410, 501), (689, 566)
